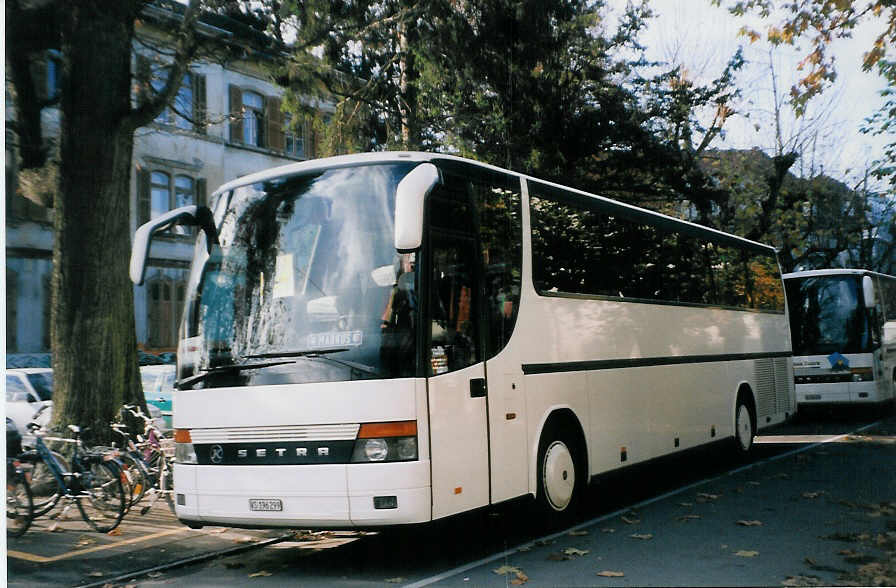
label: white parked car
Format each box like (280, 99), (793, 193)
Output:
(6, 368), (53, 437)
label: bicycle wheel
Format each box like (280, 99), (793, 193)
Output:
(7, 471), (34, 537)
(119, 452), (151, 509)
(76, 460), (126, 533)
(24, 450), (68, 517)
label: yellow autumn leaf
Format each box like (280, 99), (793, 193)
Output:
(597, 570), (625, 577)
(249, 571), (272, 578)
(735, 550), (759, 557)
(493, 566), (523, 576)
(563, 547), (590, 556)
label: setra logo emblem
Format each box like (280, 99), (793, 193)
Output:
(210, 444), (224, 464)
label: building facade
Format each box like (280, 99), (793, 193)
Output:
(6, 5), (314, 353)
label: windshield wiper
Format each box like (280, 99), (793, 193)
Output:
(177, 359), (296, 388)
(244, 348), (380, 377)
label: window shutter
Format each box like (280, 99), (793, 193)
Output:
(192, 73), (206, 134)
(266, 96), (284, 152)
(195, 177), (207, 208)
(31, 56), (48, 103)
(137, 166), (151, 226)
(136, 55), (151, 106)
(229, 85), (243, 143)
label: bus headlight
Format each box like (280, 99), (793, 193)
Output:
(851, 368), (874, 382)
(351, 421), (418, 463)
(174, 429), (198, 464)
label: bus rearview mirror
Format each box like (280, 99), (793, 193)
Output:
(863, 275), (875, 309)
(394, 163), (440, 252)
(130, 205), (219, 285)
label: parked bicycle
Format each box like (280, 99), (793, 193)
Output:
(118, 405), (175, 515)
(7, 417), (33, 537)
(17, 408), (127, 533)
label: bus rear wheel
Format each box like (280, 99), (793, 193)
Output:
(535, 426), (582, 524)
(734, 396), (756, 456)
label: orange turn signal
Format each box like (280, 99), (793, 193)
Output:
(358, 421), (417, 438)
(174, 429), (193, 443)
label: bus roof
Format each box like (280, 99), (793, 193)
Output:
(783, 268), (896, 280)
(212, 151), (777, 255)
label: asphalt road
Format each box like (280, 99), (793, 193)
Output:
(7, 405), (895, 587)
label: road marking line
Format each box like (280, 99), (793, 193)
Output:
(404, 419), (883, 588)
(7, 528), (187, 563)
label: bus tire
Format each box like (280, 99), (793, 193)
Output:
(734, 393), (756, 456)
(535, 421), (583, 525)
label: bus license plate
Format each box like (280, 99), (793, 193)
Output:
(249, 499), (283, 512)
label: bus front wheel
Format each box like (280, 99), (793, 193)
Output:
(535, 426), (582, 524)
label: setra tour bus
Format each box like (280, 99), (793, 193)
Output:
(783, 269), (896, 407)
(130, 152), (795, 529)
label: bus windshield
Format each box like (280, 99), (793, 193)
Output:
(181, 163), (419, 388)
(785, 275), (872, 356)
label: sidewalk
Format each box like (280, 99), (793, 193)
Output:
(6, 503), (291, 587)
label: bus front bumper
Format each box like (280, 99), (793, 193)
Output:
(796, 380), (880, 405)
(173, 460), (431, 529)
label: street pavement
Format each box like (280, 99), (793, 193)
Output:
(5, 412), (895, 587)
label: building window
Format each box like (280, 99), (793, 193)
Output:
(47, 55), (62, 101)
(153, 71), (193, 130)
(146, 272), (187, 350)
(150, 172), (195, 219)
(138, 167), (205, 227)
(242, 90), (265, 147)
(229, 86), (284, 151)
(284, 114), (305, 158)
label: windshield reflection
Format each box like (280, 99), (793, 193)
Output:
(181, 163), (418, 388)
(786, 275), (872, 355)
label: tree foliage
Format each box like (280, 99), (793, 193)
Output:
(713, 0), (896, 191)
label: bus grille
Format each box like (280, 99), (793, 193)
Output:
(188, 424), (361, 444)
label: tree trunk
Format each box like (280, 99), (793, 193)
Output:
(52, 2), (144, 444)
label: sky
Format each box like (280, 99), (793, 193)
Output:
(607, 0), (891, 190)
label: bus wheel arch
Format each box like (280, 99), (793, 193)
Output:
(734, 384), (757, 455)
(534, 409), (587, 521)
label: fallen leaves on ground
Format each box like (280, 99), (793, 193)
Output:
(782, 574), (826, 586)
(563, 547), (590, 556)
(678, 514), (702, 522)
(568, 530), (588, 536)
(734, 550), (759, 557)
(384, 578), (406, 583)
(248, 570), (272, 578)
(696, 492), (721, 502)
(630, 533), (653, 540)
(802, 491), (823, 499)
(492, 565), (527, 585)
(620, 516), (640, 525)
(106, 528), (122, 536)
(737, 520), (763, 527)
(601, 527), (616, 533)
(75, 536), (96, 547)
(597, 570), (624, 577)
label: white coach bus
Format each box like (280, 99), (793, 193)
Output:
(783, 269), (896, 407)
(130, 152), (795, 529)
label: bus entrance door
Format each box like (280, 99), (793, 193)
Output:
(427, 231), (490, 520)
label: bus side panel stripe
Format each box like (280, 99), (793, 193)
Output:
(522, 351), (793, 375)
